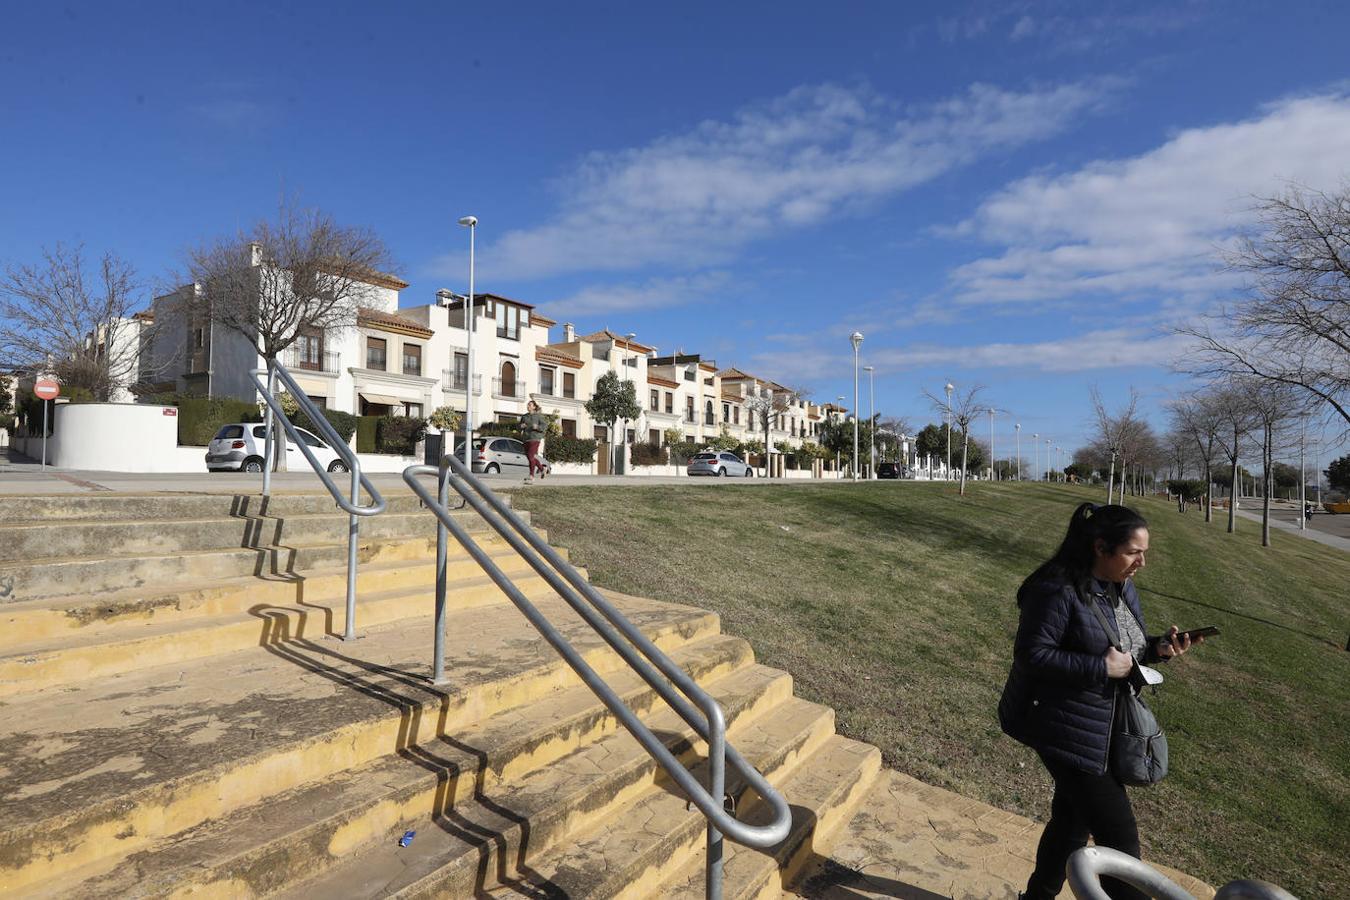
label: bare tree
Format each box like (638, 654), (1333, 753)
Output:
(1168, 392), (1224, 523)
(746, 385), (802, 476)
(1177, 184), (1350, 429)
(1244, 381), (1302, 547)
(0, 244), (152, 401)
(1090, 387), (1143, 505)
(1210, 384), (1259, 534)
(924, 384), (986, 496)
(186, 202), (395, 362)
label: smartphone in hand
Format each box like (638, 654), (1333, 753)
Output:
(1178, 626), (1220, 641)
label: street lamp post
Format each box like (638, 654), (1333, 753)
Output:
(1046, 439), (1051, 481)
(457, 215), (477, 467)
(619, 332), (636, 475)
(863, 365), (875, 478)
(1032, 433), (1038, 482)
(1015, 423), (1021, 481)
(850, 332), (863, 481)
(944, 382), (954, 481)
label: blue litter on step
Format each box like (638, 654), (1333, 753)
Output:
(398, 830), (416, 848)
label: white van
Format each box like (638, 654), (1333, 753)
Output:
(205, 423), (348, 474)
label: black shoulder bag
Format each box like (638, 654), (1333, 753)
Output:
(1085, 591), (1169, 786)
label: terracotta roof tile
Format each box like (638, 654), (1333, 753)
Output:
(579, 329), (656, 353)
(647, 375), (679, 388)
(536, 346), (584, 369)
(356, 307), (434, 338)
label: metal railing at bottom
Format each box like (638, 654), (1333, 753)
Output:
(401, 454), (791, 900)
(1067, 847), (1297, 900)
(250, 361), (387, 641)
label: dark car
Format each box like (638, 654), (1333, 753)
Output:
(877, 462), (903, 479)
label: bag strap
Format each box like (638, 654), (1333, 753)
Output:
(1076, 583), (1124, 653)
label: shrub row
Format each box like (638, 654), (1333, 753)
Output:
(630, 440), (669, 466)
(544, 436), (598, 464)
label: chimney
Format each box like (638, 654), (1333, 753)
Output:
(563, 323), (575, 343)
(248, 242), (262, 267)
(435, 289), (453, 307)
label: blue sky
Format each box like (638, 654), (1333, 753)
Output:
(4, 1), (1349, 461)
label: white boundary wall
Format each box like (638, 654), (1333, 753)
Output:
(37, 403), (210, 472)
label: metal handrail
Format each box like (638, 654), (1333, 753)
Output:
(1067, 847), (1297, 900)
(402, 455), (791, 899)
(249, 361), (387, 640)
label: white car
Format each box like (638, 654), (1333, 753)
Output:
(206, 423), (349, 474)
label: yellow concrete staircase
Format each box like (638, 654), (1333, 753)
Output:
(0, 489), (1213, 899)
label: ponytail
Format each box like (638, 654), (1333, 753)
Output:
(1017, 502), (1147, 606)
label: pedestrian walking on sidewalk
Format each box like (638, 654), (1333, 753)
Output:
(998, 503), (1200, 900)
(519, 401), (549, 484)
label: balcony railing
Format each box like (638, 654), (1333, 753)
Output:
(441, 370), (483, 395)
(704, 413), (716, 426)
(685, 413), (696, 424)
(283, 347), (340, 375)
(493, 377), (527, 399)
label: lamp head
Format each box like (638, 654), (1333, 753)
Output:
(849, 331), (864, 351)
(863, 365), (874, 373)
(457, 215), (477, 227)
(945, 382), (954, 393)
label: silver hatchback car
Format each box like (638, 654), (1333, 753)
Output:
(454, 437), (549, 476)
(687, 451), (752, 477)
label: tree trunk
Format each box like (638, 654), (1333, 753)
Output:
(1227, 446), (1238, 533)
(1261, 422), (1272, 547)
(1204, 461), (1213, 523)
(1107, 453), (1116, 505)
(960, 435), (969, 496)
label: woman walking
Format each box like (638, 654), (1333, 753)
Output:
(999, 503), (1199, 899)
(519, 400), (549, 484)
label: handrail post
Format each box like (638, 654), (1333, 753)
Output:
(262, 361), (277, 496)
(706, 715), (726, 900)
(432, 454), (451, 684)
(343, 464), (359, 641)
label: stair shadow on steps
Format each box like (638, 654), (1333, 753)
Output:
(794, 856), (949, 899)
(249, 605), (554, 898)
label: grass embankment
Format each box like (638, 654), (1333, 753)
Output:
(515, 481), (1349, 897)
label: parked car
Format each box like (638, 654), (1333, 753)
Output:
(206, 423), (349, 474)
(453, 437), (549, 476)
(877, 462), (902, 479)
(687, 451), (753, 477)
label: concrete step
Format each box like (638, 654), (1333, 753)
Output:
(657, 735), (883, 900)
(0, 508), (531, 601)
(784, 769), (1215, 900)
(0, 592), (720, 895)
(0, 491), (447, 524)
(0, 508), (469, 565)
(483, 697), (843, 900)
(275, 670), (813, 900)
(0, 556), (564, 697)
(0, 532), (568, 650)
(66, 641), (773, 900)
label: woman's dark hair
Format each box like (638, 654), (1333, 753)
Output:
(1017, 502), (1148, 606)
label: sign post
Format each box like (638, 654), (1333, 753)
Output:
(33, 379), (60, 468)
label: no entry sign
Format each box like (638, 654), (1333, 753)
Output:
(33, 379), (60, 401)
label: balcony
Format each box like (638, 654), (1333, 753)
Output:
(441, 370), (483, 395)
(283, 347), (340, 375)
(685, 413), (696, 424)
(704, 413), (716, 426)
(493, 377), (527, 400)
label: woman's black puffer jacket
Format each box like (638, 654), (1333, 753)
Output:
(998, 577), (1158, 775)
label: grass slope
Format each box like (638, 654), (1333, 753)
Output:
(515, 481), (1349, 897)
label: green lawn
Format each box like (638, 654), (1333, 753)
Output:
(514, 481), (1349, 897)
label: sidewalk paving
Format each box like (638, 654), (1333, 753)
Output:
(1232, 503), (1350, 553)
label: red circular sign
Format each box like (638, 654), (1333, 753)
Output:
(33, 379), (60, 401)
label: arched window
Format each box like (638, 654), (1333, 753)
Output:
(704, 399), (714, 426)
(501, 360), (517, 397)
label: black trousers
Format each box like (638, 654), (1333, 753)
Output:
(1023, 755), (1147, 900)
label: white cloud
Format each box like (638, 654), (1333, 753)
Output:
(545, 271), (731, 317)
(440, 79), (1118, 281)
(949, 92), (1350, 307)
(749, 327), (1190, 385)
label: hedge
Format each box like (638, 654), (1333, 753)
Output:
(544, 436), (597, 464)
(630, 440), (669, 466)
(376, 415), (427, 455)
(477, 421), (520, 437)
(356, 416), (379, 453)
(174, 397), (264, 446)
(294, 408), (359, 444)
